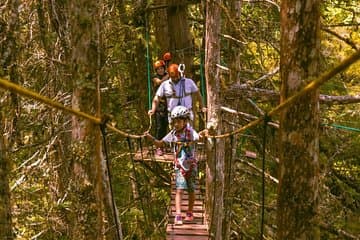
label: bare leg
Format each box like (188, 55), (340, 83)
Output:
(188, 191), (195, 213)
(175, 189), (183, 215)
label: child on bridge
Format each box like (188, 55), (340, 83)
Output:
(146, 105), (204, 225)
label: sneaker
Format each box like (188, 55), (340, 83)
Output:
(174, 215), (183, 225)
(184, 212), (193, 221)
(155, 148), (163, 156)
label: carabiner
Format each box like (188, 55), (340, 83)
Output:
(178, 64), (185, 77)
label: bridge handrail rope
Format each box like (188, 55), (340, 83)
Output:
(0, 50), (359, 141)
(206, 50), (360, 139)
(0, 77), (146, 139)
(323, 123), (360, 132)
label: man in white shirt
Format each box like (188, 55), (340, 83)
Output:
(148, 63), (206, 122)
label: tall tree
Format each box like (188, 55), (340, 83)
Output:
(277, 0), (321, 239)
(205, 0), (224, 239)
(167, 0), (193, 72)
(0, 124), (13, 240)
(66, 0), (120, 239)
(0, 0), (21, 238)
(222, 1), (243, 237)
(153, 0), (170, 54)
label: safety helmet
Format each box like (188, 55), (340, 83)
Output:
(163, 52), (172, 61)
(168, 63), (179, 77)
(171, 106), (190, 119)
(153, 60), (165, 70)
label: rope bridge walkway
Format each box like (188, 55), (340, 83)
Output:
(133, 145), (209, 239)
(0, 50), (359, 239)
(167, 174), (208, 239)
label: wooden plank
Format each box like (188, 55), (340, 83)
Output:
(171, 189), (202, 195)
(167, 224), (208, 231)
(168, 218), (204, 225)
(171, 199), (203, 206)
(166, 159), (209, 240)
(166, 228), (208, 236)
(169, 212), (204, 219)
(132, 146), (206, 162)
(166, 236), (208, 240)
(133, 151), (174, 162)
(170, 205), (204, 212)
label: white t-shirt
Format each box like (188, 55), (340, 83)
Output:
(162, 124), (200, 144)
(162, 124), (200, 172)
(155, 77), (199, 112)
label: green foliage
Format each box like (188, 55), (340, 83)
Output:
(0, 0), (359, 239)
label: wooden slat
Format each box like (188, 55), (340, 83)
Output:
(169, 211), (204, 219)
(170, 205), (204, 213)
(166, 228), (208, 236)
(171, 199), (203, 206)
(133, 150), (174, 162)
(163, 146), (209, 239)
(166, 236), (208, 240)
(132, 147), (205, 162)
(168, 218), (204, 225)
(167, 224), (208, 230)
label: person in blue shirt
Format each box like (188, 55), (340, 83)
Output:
(148, 63), (206, 124)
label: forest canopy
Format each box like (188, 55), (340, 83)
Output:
(0, 0), (359, 239)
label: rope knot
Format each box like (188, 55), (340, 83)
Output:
(100, 114), (112, 134)
(263, 112), (271, 124)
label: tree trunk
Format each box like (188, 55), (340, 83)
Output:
(0, 113), (13, 240)
(153, 0), (170, 55)
(277, 0), (321, 239)
(205, 1), (223, 239)
(66, 1), (118, 239)
(0, 1), (21, 238)
(167, 0), (193, 75)
(223, 2), (242, 237)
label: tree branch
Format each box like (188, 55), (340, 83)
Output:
(226, 84), (360, 105)
(235, 157), (279, 184)
(322, 28), (358, 50)
(318, 221), (359, 240)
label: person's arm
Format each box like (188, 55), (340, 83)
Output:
(148, 95), (160, 116)
(198, 129), (209, 139)
(161, 73), (169, 81)
(152, 77), (162, 87)
(153, 73), (169, 87)
(188, 79), (206, 112)
(145, 133), (165, 148)
(194, 90), (206, 112)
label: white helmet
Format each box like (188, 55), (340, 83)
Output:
(170, 106), (190, 119)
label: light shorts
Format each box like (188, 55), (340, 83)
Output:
(175, 167), (197, 192)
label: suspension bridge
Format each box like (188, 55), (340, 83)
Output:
(0, 49), (359, 239)
(133, 144), (209, 239)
